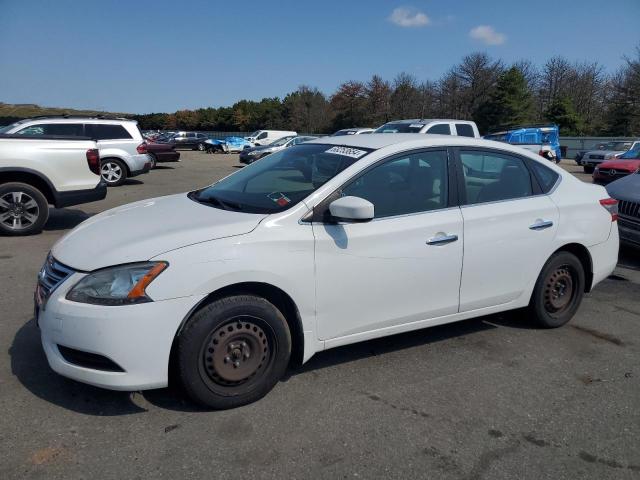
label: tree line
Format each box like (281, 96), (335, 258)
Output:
(5, 48), (637, 137)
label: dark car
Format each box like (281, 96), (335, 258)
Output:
(239, 135), (317, 164)
(170, 132), (210, 150)
(146, 142), (180, 168)
(575, 142), (608, 165)
(606, 172), (640, 247)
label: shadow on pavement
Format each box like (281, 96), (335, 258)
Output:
(44, 208), (92, 231)
(10, 314), (506, 415)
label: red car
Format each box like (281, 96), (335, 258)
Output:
(146, 142), (180, 168)
(593, 149), (640, 184)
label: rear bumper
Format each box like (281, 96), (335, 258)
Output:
(54, 180), (107, 208)
(126, 154), (151, 176)
(153, 151), (180, 162)
(588, 225), (619, 290)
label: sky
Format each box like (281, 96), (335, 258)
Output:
(1, 0), (639, 114)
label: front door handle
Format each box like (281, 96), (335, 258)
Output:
(426, 234), (458, 245)
(529, 220), (554, 231)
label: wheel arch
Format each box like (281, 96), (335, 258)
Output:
(169, 281), (306, 383)
(553, 243), (594, 292)
(0, 168), (56, 205)
(101, 156), (131, 175)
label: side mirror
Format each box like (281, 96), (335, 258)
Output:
(329, 196), (374, 222)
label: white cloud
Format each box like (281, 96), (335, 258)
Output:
(469, 25), (506, 45)
(389, 7), (430, 28)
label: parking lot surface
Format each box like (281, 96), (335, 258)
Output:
(1, 152), (639, 479)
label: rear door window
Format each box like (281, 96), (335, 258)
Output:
(426, 124), (451, 135)
(455, 124), (475, 137)
(461, 151), (533, 204)
(87, 124), (132, 140)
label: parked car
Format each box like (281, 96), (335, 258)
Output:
(575, 142), (609, 165)
(239, 135), (318, 164)
(170, 132), (210, 150)
(204, 136), (252, 154)
(36, 134), (618, 409)
(593, 144), (640, 184)
(484, 124), (561, 163)
(146, 142), (180, 168)
(375, 119), (480, 137)
(245, 130), (297, 146)
(332, 128), (375, 136)
(581, 140), (638, 173)
(606, 173), (640, 247)
(0, 134), (106, 235)
(1, 116), (152, 186)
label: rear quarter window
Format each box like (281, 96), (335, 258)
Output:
(426, 124), (451, 135)
(455, 124), (475, 137)
(529, 161), (560, 193)
(87, 124), (132, 140)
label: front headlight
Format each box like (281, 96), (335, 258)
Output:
(66, 262), (167, 306)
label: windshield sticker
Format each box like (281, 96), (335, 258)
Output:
(325, 146), (368, 159)
(268, 192), (291, 207)
(409, 123), (424, 128)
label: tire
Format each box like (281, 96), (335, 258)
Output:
(197, 143), (206, 151)
(0, 182), (49, 236)
(148, 153), (157, 169)
(178, 295), (291, 409)
(528, 252), (585, 328)
(583, 166), (594, 174)
(101, 158), (127, 187)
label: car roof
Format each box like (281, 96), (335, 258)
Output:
(383, 119), (474, 124)
(306, 133), (505, 150)
(18, 116), (136, 124)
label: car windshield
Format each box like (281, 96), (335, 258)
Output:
(620, 145), (640, 159)
(374, 122), (424, 133)
(190, 144), (371, 214)
(269, 136), (294, 147)
(333, 130), (356, 136)
(610, 142), (632, 150)
(248, 130), (262, 138)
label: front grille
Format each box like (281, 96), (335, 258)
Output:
(619, 217), (640, 232)
(37, 254), (75, 304)
(619, 200), (640, 219)
(57, 345), (125, 372)
(598, 169), (625, 177)
(588, 154), (605, 160)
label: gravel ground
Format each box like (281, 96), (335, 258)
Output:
(1, 151), (638, 479)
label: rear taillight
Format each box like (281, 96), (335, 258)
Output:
(86, 149), (100, 175)
(600, 198), (618, 222)
(136, 143), (148, 154)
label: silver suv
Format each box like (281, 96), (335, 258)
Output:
(3, 116), (152, 186)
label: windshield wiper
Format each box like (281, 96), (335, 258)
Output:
(192, 193), (243, 212)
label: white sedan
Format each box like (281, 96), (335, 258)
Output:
(35, 134), (619, 409)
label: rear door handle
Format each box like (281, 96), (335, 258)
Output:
(529, 220), (554, 231)
(426, 234), (458, 245)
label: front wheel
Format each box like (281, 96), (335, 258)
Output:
(178, 295), (291, 409)
(101, 159), (127, 186)
(528, 252), (585, 328)
(0, 182), (49, 236)
(197, 143), (206, 151)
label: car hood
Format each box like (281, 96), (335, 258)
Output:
(52, 193), (267, 271)
(606, 173), (640, 203)
(585, 149), (625, 156)
(598, 159), (640, 170)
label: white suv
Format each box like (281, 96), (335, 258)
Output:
(375, 119), (480, 137)
(3, 116), (152, 186)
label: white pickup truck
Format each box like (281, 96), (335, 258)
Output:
(0, 135), (106, 235)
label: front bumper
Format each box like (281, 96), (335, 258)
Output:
(619, 216), (640, 247)
(37, 273), (206, 391)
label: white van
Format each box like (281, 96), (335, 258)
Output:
(245, 130), (297, 146)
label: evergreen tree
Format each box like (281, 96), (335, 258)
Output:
(543, 97), (583, 135)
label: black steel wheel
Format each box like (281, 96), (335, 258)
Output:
(529, 252), (585, 328)
(178, 295), (291, 409)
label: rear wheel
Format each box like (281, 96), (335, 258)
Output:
(148, 153), (157, 169)
(101, 159), (127, 186)
(197, 143), (206, 151)
(583, 165), (594, 174)
(178, 295), (291, 409)
(0, 182), (49, 236)
(528, 252), (585, 328)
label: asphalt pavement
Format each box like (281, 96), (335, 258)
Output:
(1, 151), (639, 479)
